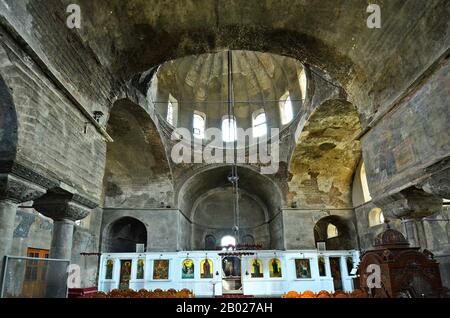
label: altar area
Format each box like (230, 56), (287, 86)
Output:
(98, 250), (360, 297)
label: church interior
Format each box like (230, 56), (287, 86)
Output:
(0, 0), (449, 299)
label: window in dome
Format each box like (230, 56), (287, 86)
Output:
(167, 95), (178, 126)
(327, 224), (338, 239)
(360, 163), (372, 203)
(222, 116), (237, 142)
(253, 111), (267, 137)
(299, 68), (307, 101)
(221, 235), (236, 251)
(280, 93), (294, 125)
(193, 112), (205, 139)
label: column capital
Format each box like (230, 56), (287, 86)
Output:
(373, 186), (442, 220)
(33, 188), (98, 221)
(0, 173), (46, 203)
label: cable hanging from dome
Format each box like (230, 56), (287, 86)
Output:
(227, 50), (240, 245)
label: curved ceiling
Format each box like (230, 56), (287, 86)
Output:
(288, 99), (362, 209)
(177, 165), (283, 219)
(155, 50), (304, 103)
(104, 99), (174, 208)
(66, 0), (448, 124)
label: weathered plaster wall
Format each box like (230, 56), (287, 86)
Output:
(362, 59), (450, 199)
(289, 99), (361, 209)
(10, 208), (100, 288)
(11, 209), (52, 255)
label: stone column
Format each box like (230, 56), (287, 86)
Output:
(50, 219), (75, 260)
(0, 174), (46, 288)
(33, 189), (97, 298)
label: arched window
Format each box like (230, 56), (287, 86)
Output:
(253, 111), (267, 137)
(193, 112), (205, 139)
(204, 235), (216, 250)
(241, 235), (255, 246)
(167, 95), (178, 126)
(299, 68), (307, 101)
(222, 116), (237, 142)
(327, 224), (338, 239)
(368, 208), (385, 227)
(221, 235), (236, 250)
(280, 92), (294, 125)
(360, 163), (372, 203)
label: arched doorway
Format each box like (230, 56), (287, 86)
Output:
(105, 217), (147, 253)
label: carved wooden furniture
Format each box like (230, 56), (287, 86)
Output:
(359, 223), (444, 298)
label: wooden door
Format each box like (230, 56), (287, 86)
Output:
(23, 248), (49, 298)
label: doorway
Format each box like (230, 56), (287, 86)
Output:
(23, 248), (49, 298)
(330, 257), (343, 291)
(221, 256), (242, 294)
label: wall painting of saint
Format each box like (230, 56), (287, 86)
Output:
(318, 256), (327, 277)
(119, 260), (132, 290)
(153, 260), (169, 280)
(269, 258), (282, 278)
(200, 258), (213, 279)
(182, 259), (194, 279)
(136, 259), (145, 279)
(295, 259), (311, 279)
(250, 258), (264, 278)
(105, 259), (114, 279)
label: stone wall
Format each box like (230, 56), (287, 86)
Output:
(101, 209), (188, 252)
(0, 0), (114, 117)
(0, 32), (106, 203)
(282, 209), (357, 250)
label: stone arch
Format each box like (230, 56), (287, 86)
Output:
(103, 216), (148, 252)
(103, 98), (174, 209)
(0, 74), (18, 162)
(176, 164), (283, 249)
(313, 215), (355, 250)
(176, 164), (283, 218)
(288, 99), (362, 209)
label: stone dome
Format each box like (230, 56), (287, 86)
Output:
(149, 50), (307, 136)
(374, 224), (409, 247)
